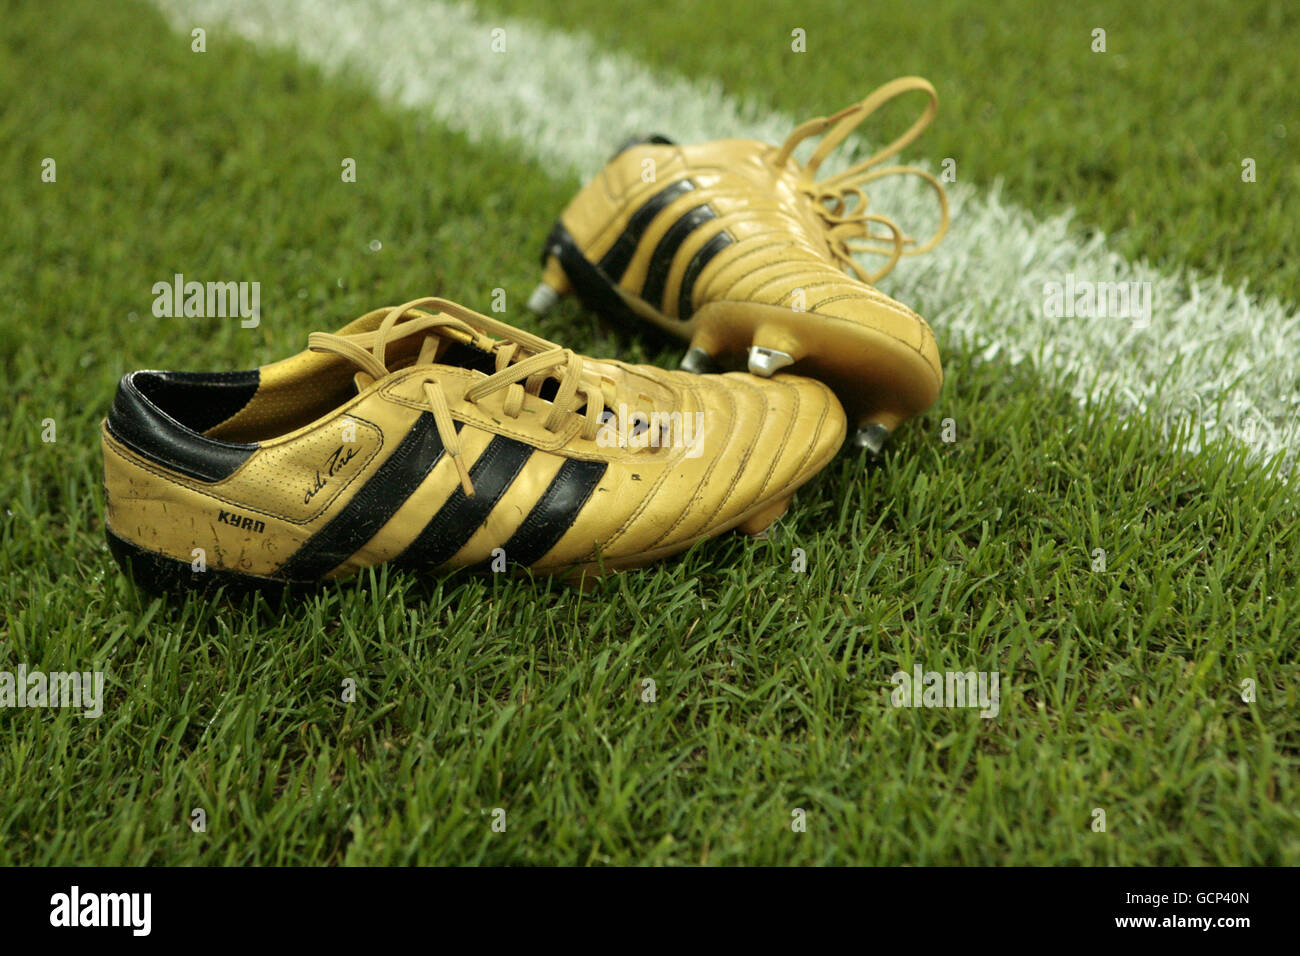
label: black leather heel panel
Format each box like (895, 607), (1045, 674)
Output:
(106, 371), (258, 482)
(133, 369), (260, 432)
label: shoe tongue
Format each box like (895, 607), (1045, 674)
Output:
(375, 312), (490, 371)
(340, 319), (474, 394)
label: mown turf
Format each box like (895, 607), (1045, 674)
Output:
(0, 0), (1297, 864)
(481, 0), (1300, 306)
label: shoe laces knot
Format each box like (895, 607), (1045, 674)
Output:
(771, 76), (951, 285)
(309, 297), (615, 498)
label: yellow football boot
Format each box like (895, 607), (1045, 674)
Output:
(529, 76), (950, 454)
(102, 297), (845, 592)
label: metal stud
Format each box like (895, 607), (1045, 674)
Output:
(747, 346), (795, 377)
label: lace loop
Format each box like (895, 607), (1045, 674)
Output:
(772, 77), (950, 284)
(310, 298), (619, 494)
(422, 379), (474, 496)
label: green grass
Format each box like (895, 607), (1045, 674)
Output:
(481, 0), (1300, 305)
(1, 0), (1297, 864)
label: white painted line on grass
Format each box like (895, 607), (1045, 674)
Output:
(156, 0), (1300, 471)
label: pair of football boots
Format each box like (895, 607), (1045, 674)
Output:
(103, 78), (949, 592)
